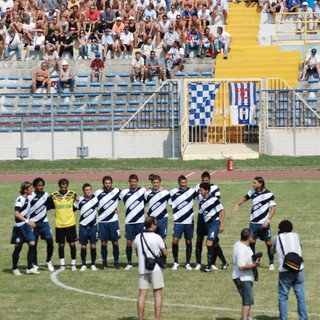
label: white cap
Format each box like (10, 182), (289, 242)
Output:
(302, 1), (308, 4)
(116, 17), (122, 20)
(129, 16), (134, 19)
(62, 60), (68, 65)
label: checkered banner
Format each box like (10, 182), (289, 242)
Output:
(189, 82), (221, 127)
(228, 82), (257, 106)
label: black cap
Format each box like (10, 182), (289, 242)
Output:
(311, 48), (317, 54)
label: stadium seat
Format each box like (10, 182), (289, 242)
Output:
(77, 73), (90, 78)
(31, 102), (43, 108)
(22, 76), (32, 81)
(21, 85), (32, 90)
(76, 82), (87, 88)
(54, 126), (65, 131)
(19, 94), (31, 99)
(28, 118), (40, 123)
(71, 109), (82, 114)
(84, 116), (95, 122)
(119, 72), (130, 78)
(201, 71), (213, 77)
(132, 82), (143, 87)
(67, 125), (80, 131)
(56, 109), (69, 114)
(0, 76), (5, 80)
(101, 101), (112, 107)
(7, 85), (18, 90)
(41, 117), (51, 123)
(130, 90), (142, 96)
(88, 93), (100, 97)
(8, 76), (19, 81)
(103, 82), (115, 88)
(1, 111), (13, 116)
(96, 125), (109, 130)
(115, 90), (129, 96)
(87, 101), (99, 107)
(308, 78), (319, 84)
(174, 71), (186, 77)
(26, 127), (38, 132)
(69, 116), (81, 122)
(0, 127), (10, 132)
(56, 117), (68, 122)
(90, 82), (101, 87)
(188, 71), (201, 77)
(29, 110), (41, 115)
(59, 102), (71, 108)
(145, 81), (157, 87)
(60, 93), (72, 98)
(3, 102), (14, 108)
(105, 73), (116, 78)
(83, 125), (94, 130)
(73, 102), (84, 107)
(85, 108), (97, 114)
(15, 110), (27, 115)
(118, 81), (129, 87)
(99, 108), (111, 113)
(0, 118), (10, 124)
(75, 93), (86, 98)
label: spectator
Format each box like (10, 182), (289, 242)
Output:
(282, 0), (300, 21)
(69, 5), (82, 30)
(0, 0), (14, 13)
(141, 36), (154, 61)
(143, 3), (157, 21)
(300, 48), (320, 80)
(22, 15), (36, 46)
(45, 29), (61, 53)
(53, 0), (67, 9)
(162, 52), (174, 80)
(119, 25), (134, 58)
(167, 3), (181, 22)
(9, 15), (23, 36)
(88, 28), (102, 58)
(96, 18), (108, 34)
(57, 60), (75, 93)
(78, 29), (89, 59)
(127, 16), (138, 48)
(44, 45), (60, 71)
(144, 50), (163, 81)
(168, 40), (185, 71)
(198, 4), (211, 29)
(122, 3), (136, 22)
(189, 12), (202, 31)
(48, 16), (62, 34)
(101, 28), (115, 59)
(267, 0), (284, 24)
(68, 17), (79, 40)
(110, 0), (123, 17)
(67, 0), (79, 10)
(213, 26), (232, 59)
(4, 28), (21, 61)
(111, 16), (124, 40)
(84, 4), (100, 28)
(100, 6), (116, 30)
(136, 0), (150, 22)
(154, 0), (167, 15)
(59, 31), (74, 58)
(25, 30), (45, 61)
(58, 4), (70, 33)
(314, 0), (320, 29)
(181, 4), (197, 29)
(201, 26), (213, 57)
(140, 15), (155, 43)
(297, 1), (314, 31)
(32, 62), (51, 93)
(185, 26), (201, 58)
(4, 7), (13, 29)
(174, 14), (186, 44)
(131, 51), (145, 82)
(157, 14), (170, 48)
(211, 0), (228, 25)
(162, 24), (179, 51)
(90, 52), (104, 82)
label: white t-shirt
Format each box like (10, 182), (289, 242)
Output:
(132, 56), (144, 68)
(305, 53), (320, 66)
(135, 231), (165, 274)
(154, 0), (166, 11)
(198, 9), (211, 20)
(232, 241), (254, 281)
(120, 31), (134, 45)
(167, 10), (181, 22)
(215, 31), (231, 44)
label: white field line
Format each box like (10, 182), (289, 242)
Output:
(50, 271), (320, 317)
(185, 171), (195, 178)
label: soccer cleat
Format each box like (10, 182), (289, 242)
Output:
(46, 261), (55, 272)
(202, 266), (212, 272)
(60, 265), (66, 271)
(12, 269), (22, 276)
(124, 264), (133, 271)
(71, 265), (77, 271)
(171, 262), (179, 270)
(115, 263), (121, 269)
(91, 265), (97, 271)
(26, 267), (41, 275)
(80, 265), (87, 271)
(222, 262), (229, 270)
(185, 263), (193, 270)
(33, 265), (39, 272)
(194, 263), (202, 270)
(101, 263), (108, 270)
(269, 263), (275, 271)
(211, 264), (219, 271)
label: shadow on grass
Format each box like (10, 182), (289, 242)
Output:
(216, 317), (234, 320)
(117, 317), (137, 320)
(256, 316), (278, 320)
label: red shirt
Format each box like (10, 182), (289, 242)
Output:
(85, 10), (100, 21)
(90, 59), (105, 69)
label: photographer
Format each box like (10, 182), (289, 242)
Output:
(271, 220), (308, 320)
(135, 216), (167, 320)
(232, 228), (261, 320)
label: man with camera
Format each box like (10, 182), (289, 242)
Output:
(232, 228), (262, 320)
(135, 216), (167, 320)
(271, 220), (308, 320)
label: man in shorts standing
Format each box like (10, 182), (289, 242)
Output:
(135, 216), (167, 320)
(234, 176), (276, 270)
(232, 228), (262, 320)
(74, 183), (99, 271)
(169, 175), (197, 270)
(95, 176), (121, 269)
(49, 178), (77, 271)
(120, 174), (146, 270)
(29, 177), (54, 272)
(11, 181), (40, 275)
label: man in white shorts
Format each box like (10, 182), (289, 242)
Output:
(135, 216), (167, 320)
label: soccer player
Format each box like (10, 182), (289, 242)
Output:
(120, 174), (146, 270)
(145, 174), (170, 264)
(29, 177), (54, 272)
(194, 171), (229, 270)
(74, 183), (99, 271)
(198, 182), (225, 272)
(95, 176), (121, 269)
(234, 176), (276, 270)
(169, 175), (197, 270)
(11, 181), (40, 275)
(49, 178), (77, 271)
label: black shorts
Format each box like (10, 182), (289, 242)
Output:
(55, 225), (77, 244)
(36, 80), (44, 88)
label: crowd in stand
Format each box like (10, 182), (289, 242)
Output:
(0, 0), (234, 85)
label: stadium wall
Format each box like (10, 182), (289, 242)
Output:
(265, 128), (320, 156)
(0, 130), (180, 160)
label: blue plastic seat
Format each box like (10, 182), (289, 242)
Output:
(78, 73), (90, 78)
(84, 116), (95, 122)
(67, 125), (80, 131)
(101, 101), (112, 107)
(56, 117), (68, 122)
(188, 71), (201, 77)
(83, 125), (94, 130)
(90, 82), (101, 87)
(54, 126), (65, 131)
(96, 125), (108, 130)
(31, 102), (43, 108)
(69, 116), (81, 122)
(3, 102), (14, 108)
(103, 82), (115, 88)
(85, 108), (97, 114)
(105, 73), (116, 78)
(97, 116), (109, 122)
(119, 72), (130, 78)
(56, 109), (69, 114)
(26, 126), (38, 132)
(99, 108), (111, 113)
(71, 109), (82, 114)
(76, 82), (87, 88)
(73, 102), (84, 107)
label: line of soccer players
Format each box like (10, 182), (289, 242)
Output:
(11, 172), (276, 275)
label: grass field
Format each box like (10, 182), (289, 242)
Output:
(0, 177), (319, 320)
